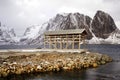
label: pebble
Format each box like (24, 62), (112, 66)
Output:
(0, 51), (112, 77)
(93, 63), (98, 68)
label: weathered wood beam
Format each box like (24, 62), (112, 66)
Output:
(60, 36), (62, 49)
(72, 34), (74, 49)
(79, 34), (81, 49)
(66, 35), (68, 49)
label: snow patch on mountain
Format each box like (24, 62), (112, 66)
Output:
(0, 23), (18, 45)
(104, 29), (120, 44)
(21, 11), (120, 45)
(23, 25), (41, 39)
(38, 23), (48, 34)
(88, 29), (120, 44)
(19, 23), (48, 45)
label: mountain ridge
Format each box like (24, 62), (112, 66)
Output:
(21, 10), (119, 45)
(0, 22), (18, 45)
(0, 10), (120, 45)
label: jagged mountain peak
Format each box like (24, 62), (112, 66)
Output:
(0, 22), (18, 45)
(46, 12), (92, 31)
(91, 10), (117, 39)
(21, 12), (93, 45)
(0, 24), (15, 38)
(23, 25), (41, 39)
(3, 10), (119, 45)
(56, 12), (87, 16)
(96, 10), (108, 15)
(9, 28), (16, 37)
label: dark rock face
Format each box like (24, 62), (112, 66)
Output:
(91, 10), (117, 39)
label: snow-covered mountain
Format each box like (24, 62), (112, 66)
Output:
(0, 10), (116, 46)
(20, 12), (93, 45)
(45, 13), (91, 30)
(20, 24), (48, 45)
(87, 10), (119, 44)
(88, 29), (120, 44)
(20, 25), (41, 41)
(103, 29), (120, 44)
(0, 22), (18, 45)
(91, 10), (117, 39)
(21, 10), (120, 45)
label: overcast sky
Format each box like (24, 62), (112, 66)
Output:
(0, 0), (120, 36)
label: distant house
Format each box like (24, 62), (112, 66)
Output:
(44, 29), (87, 49)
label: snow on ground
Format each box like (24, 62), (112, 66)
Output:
(0, 49), (86, 53)
(105, 34), (120, 44)
(88, 36), (101, 44)
(88, 32), (120, 44)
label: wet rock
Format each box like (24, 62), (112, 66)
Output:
(63, 67), (70, 70)
(100, 61), (106, 65)
(93, 63), (98, 68)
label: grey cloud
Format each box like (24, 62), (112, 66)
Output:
(0, 0), (120, 36)
(103, 0), (120, 3)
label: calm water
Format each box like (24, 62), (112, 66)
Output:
(0, 45), (40, 49)
(0, 44), (120, 80)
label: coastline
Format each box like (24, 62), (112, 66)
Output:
(0, 49), (112, 77)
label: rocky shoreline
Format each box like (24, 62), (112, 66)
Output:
(0, 50), (112, 77)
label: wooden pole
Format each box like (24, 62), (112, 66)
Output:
(47, 36), (49, 49)
(60, 35), (62, 49)
(49, 36), (52, 49)
(79, 34), (81, 49)
(66, 35), (68, 49)
(72, 35), (74, 49)
(55, 36), (57, 49)
(83, 35), (86, 49)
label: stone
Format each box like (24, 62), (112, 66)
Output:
(37, 65), (42, 70)
(0, 51), (112, 78)
(63, 67), (70, 70)
(83, 63), (89, 68)
(15, 69), (22, 75)
(2, 71), (8, 77)
(101, 61), (106, 65)
(67, 63), (72, 67)
(93, 63), (98, 68)
(12, 62), (17, 65)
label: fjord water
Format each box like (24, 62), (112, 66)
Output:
(0, 44), (120, 80)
